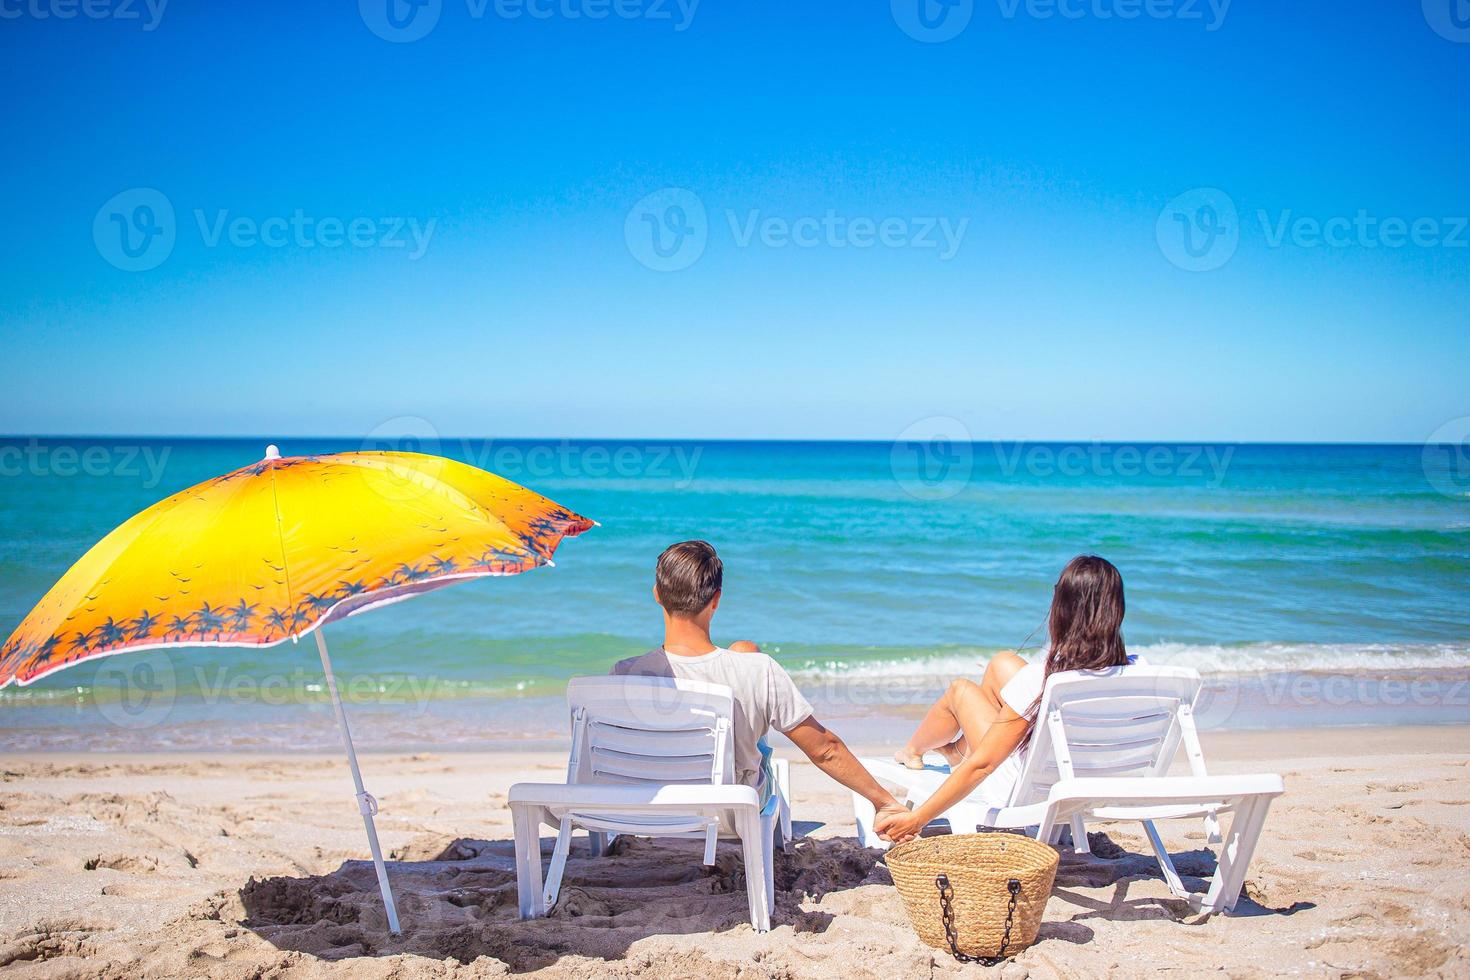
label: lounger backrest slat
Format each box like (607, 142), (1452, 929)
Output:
(588, 722), (721, 757)
(589, 746), (723, 782)
(1009, 666), (1202, 808)
(566, 676), (738, 789)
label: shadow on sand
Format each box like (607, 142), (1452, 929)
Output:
(237, 833), (885, 971)
(1049, 831), (1316, 926)
(235, 829), (1310, 969)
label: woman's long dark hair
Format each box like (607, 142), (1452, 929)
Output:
(1019, 555), (1129, 748)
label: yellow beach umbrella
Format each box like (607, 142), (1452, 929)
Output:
(0, 446), (594, 932)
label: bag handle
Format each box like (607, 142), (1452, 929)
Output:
(935, 874), (1022, 965)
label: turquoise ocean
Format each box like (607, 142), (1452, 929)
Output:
(0, 438), (1466, 750)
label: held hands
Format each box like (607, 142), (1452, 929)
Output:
(874, 801), (926, 844)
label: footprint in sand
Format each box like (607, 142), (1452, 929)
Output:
(84, 853), (161, 873)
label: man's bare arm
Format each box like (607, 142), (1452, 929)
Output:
(783, 715), (904, 816)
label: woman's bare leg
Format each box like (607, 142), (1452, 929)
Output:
(895, 652), (1026, 768)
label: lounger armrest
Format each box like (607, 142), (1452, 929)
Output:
(508, 782), (761, 810)
(1046, 773), (1285, 808)
(859, 757), (952, 792)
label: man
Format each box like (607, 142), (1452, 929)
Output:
(613, 540), (907, 831)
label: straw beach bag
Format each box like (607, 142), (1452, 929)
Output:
(886, 833), (1058, 963)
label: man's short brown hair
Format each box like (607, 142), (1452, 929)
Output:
(655, 540), (723, 615)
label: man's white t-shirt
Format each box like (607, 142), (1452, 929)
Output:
(611, 647), (814, 789)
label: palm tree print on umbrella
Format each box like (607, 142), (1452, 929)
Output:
(336, 579), (370, 597)
(191, 603), (227, 640)
(95, 617), (128, 649)
(36, 634), (62, 662)
(226, 600), (257, 632)
(128, 611), (159, 641)
(264, 607), (292, 637)
(426, 555), (458, 576)
(390, 562), (430, 585)
(472, 547), (535, 573)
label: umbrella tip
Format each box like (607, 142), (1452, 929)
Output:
(265, 444), (281, 460)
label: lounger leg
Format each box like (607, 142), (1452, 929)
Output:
(761, 809), (777, 916)
(542, 818), (574, 910)
(852, 792), (886, 850)
(774, 758), (793, 852)
(1070, 815), (1091, 855)
(588, 831), (609, 858)
(738, 810), (771, 932)
(1142, 820), (1188, 899)
(1197, 796), (1272, 914)
(511, 804), (546, 919)
(1037, 809), (1058, 847)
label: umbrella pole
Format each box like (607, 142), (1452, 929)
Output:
(315, 629), (402, 935)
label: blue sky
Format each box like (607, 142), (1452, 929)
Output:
(1, 0), (1466, 441)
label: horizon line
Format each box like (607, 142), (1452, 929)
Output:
(0, 434), (1445, 447)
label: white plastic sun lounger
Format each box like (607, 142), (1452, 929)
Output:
(509, 676), (790, 932)
(855, 665), (1284, 914)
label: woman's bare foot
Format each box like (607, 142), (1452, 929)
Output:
(893, 747), (927, 770)
(937, 740), (967, 768)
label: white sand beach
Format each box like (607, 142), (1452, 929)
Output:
(0, 725), (1466, 978)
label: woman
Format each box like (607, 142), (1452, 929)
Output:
(876, 555), (1130, 843)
